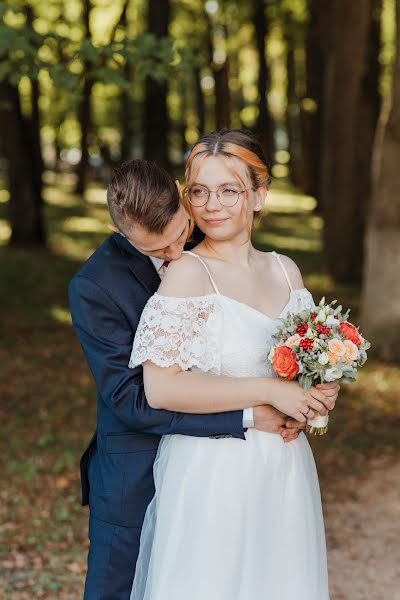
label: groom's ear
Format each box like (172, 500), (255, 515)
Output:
(175, 179), (181, 195)
(108, 224), (124, 236)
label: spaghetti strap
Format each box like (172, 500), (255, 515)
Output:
(271, 251), (293, 292)
(184, 251), (220, 295)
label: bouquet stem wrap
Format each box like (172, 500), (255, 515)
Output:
(306, 413), (329, 436)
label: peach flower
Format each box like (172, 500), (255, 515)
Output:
(328, 338), (347, 359)
(344, 339), (358, 362)
(285, 334), (301, 347)
(327, 351), (340, 365)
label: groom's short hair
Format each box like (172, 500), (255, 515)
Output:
(107, 159), (180, 234)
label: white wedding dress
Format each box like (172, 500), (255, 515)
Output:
(129, 251), (329, 600)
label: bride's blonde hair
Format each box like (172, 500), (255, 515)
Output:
(183, 129), (271, 235)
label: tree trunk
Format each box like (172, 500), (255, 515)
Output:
(361, 0), (400, 361)
(0, 82), (45, 246)
(286, 25), (303, 188)
(214, 56), (231, 130)
(75, 0), (93, 196)
(117, 1), (134, 163)
(321, 0), (371, 283)
(120, 62), (134, 162)
(254, 0), (274, 159)
(204, 9), (231, 131)
(353, 0), (382, 278)
(194, 66), (206, 136)
(143, 0), (170, 168)
(25, 4), (44, 191)
(302, 0), (328, 203)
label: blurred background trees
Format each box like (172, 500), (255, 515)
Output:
(0, 0), (399, 359)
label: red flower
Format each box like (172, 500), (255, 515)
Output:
(316, 324), (332, 337)
(296, 323), (309, 337)
(272, 346), (299, 380)
(311, 312), (317, 320)
(339, 322), (363, 347)
(300, 338), (314, 351)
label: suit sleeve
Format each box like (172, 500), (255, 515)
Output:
(68, 275), (245, 440)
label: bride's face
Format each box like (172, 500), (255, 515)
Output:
(187, 155), (266, 243)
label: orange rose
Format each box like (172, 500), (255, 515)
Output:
(339, 322), (363, 347)
(272, 346), (299, 380)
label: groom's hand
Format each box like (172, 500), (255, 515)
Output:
(253, 405), (305, 443)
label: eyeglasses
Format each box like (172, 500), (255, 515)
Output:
(187, 185), (249, 207)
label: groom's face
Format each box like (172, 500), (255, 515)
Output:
(122, 203), (189, 261)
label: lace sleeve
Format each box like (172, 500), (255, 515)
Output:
(129, 293), (221, 372)
(296, 288), (316, 311)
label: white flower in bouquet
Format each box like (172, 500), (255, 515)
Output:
(318, 352), (329, 365)
(325, 367), (343, 381)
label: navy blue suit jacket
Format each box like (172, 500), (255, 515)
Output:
(69, 233), (245, 529)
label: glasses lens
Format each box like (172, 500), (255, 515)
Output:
(219, 186), (240, 207)
(189, 186), (208, 206)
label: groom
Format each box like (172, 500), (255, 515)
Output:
(69, 159), (306, 599)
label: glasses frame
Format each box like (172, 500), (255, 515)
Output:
(187, 185), (251, 208)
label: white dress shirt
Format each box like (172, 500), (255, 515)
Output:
(149, 256), (254, 429)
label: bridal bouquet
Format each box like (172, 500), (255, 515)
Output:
(268, 297), (371, 435)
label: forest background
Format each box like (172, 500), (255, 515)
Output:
(0, 0), (399, 598)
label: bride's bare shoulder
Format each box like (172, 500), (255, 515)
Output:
(157, 252), (212, 298)
(262, 250), (305, 289)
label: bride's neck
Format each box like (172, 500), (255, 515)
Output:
(200, 236), (256, 266)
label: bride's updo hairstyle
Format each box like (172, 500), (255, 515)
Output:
(183, 129), (271, 221)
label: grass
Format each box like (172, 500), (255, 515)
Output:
(0, 175), (399, 598)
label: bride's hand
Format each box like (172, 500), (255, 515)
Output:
(271, 381), (340, 423)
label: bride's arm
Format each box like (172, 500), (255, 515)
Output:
(144, 361), (287, 413)
(137, 255), (336, 422)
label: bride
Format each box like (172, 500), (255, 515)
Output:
(129, 129), (335, 599)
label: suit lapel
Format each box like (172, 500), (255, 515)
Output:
(112, 233), (160, 295)
(128, 258), (160, 295)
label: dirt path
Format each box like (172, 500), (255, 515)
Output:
(324, 457), (400, 599)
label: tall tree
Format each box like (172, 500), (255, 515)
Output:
(253, 0), (274, 158)
(204, 4), (231, 131)
(0, 81), (45, 246)
(116, 1), (135, 163)
(361, 0), (400, 361)
(284, 10), (303, 189)
(0, 3), (45, 246)
(193, 65), (206, 136)
(75, 0), (94, 196)
(353, 0), (382, 264)
(321, 0), (372, 282)
(25, 4), (43, 199)
(144, 0), (170, 168)
(301, 0), (328, 201)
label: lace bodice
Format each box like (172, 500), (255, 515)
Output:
(129, 276), (315, 379)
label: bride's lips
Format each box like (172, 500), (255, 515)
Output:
(204, 218), (228, 225)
